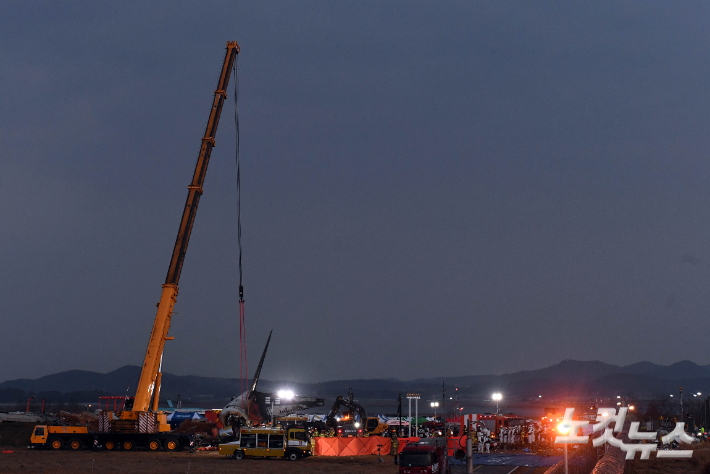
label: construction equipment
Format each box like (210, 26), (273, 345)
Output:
(30, 41), (239, 451)
(325, 389), (388, 436)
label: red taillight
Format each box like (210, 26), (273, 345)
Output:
(358, 429), (362, 433)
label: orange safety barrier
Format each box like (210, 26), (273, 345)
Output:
(314, 436), (392, 456)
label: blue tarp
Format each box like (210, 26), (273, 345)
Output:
(167, 411), (199, 428)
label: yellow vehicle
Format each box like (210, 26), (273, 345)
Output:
(219, 427), (311, 461)
(30, 423), (191, 451)
(31, 426), (88, 450)
(364, 417), (389, 436)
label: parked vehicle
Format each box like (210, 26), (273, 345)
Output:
(399, 438), (450, 474)
(219, 426), (311, 461)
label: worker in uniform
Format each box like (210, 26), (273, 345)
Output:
(478, 434), (484, 454)
(311, 429), (318, 457)
(484, 435), (490, 454)
(500, 427), (507, 448)
(392, 433), (399, 464)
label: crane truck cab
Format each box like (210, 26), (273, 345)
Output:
(30, 423), (192, 451)
(399, 439), (450, 474)
(219, 426), (311, 461)
(30, 425), (88, 450)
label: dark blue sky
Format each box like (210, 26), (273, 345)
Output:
(2, 1), (710, 383)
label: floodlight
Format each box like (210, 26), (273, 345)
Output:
(277, 390), (294, 400)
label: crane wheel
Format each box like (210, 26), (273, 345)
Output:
(287, 450), (300, 461)
(148, 439), (161, 451)
(123, 440), (133, 451)
(165, 439), (179, 451)
(49, 438), (63, 450)
(234, 450), (244, 460)
(69, 439), (82, 450)
(105, 441), (115, 450)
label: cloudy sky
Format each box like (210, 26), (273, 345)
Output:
(2, 1), (710, 384)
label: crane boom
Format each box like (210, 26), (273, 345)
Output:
(133, 41), (240, 412)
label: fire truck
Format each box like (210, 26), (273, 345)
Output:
(399, 438), (450, 474)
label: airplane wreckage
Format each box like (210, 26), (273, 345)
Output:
(219, 331), (325, 431)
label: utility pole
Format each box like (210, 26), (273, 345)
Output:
(406, 393), (421, 438)
(398, 393), (403, 437)
(442, 382), (446, 428)
(466, 418), (473, 474)
(408, 396), (412, 437)
(442, 382), (448, 468)
(680, 387), (684, 420)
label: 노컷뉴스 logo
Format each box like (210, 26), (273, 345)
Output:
(555, 407), (696, 460)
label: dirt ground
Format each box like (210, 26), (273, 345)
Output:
(0, 447), (400, 474)
(623, 443), (710, 474)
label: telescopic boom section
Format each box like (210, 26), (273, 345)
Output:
(133, 41), (240, 413)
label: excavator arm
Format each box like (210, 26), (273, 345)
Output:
(133, 41), (240, 412)
(325, 390), (367, 430)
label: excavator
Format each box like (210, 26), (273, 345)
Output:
(325, 389), (388, 437)
(31, 41), (239, 451)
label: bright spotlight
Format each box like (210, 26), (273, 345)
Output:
(492, 393), (502, 401)
(354, 422), (360, 428)
(277, 390), (294, 400)
(629, 405), (635, 410)
(557, 423), (570, 434)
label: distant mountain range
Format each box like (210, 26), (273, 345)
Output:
(2, 360), (709, 407)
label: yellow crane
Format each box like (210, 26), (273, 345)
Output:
(31, 41), (240, 451)
(133, 40), (239, 413)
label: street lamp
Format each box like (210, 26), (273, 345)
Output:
(431, 401), (439, 417)
(558, 423), (570, 474)
(492, 393), (502, 414)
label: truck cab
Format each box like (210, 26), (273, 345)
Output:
(399, 439), (449, 474)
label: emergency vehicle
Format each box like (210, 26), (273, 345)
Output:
(219, 426), (311, 461)
(475, 414), (525, 438)
(399, 438), (450, 474)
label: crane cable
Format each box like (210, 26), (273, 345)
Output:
(233, 54), (248, 410)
